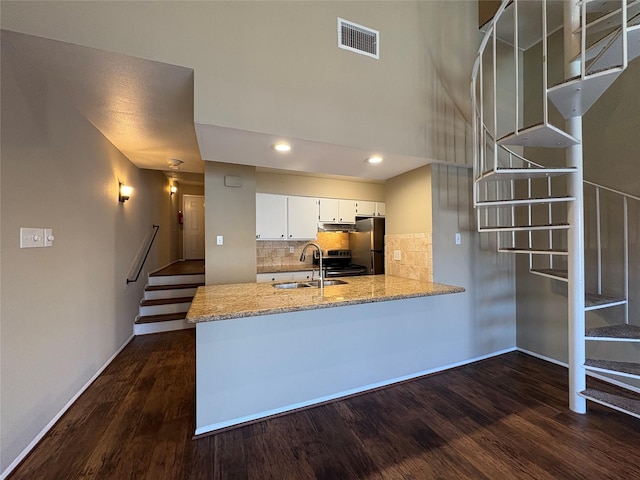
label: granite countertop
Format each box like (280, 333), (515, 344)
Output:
(187, 275), (465, 323)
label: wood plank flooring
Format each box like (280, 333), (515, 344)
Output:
(150, 259), (204, 276)
(9, 331), (640, 479)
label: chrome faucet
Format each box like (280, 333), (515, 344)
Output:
(300, 242), (324, 288)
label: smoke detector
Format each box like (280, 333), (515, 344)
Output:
(168, 158), (184, 170)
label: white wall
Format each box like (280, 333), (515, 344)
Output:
(0, 33), (173, 475)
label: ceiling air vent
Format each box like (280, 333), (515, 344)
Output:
(337, 18), (379, 59)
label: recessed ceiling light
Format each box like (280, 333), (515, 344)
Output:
(273, 143), (291, 152)
(365, 155), (383, 164)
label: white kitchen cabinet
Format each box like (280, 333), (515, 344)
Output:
(256, 193), (287, 240)
(291, 270), (314, 281)
(256, 272), (294, 282)
(256, 271), (314, 282)
(287, 196), (318, 240)
(318, 198), (357, 223)
(355, 201), (376, 217)
(355, 200), (385, 217)
(256, 194), (317, 240)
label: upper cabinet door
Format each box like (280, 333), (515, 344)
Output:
(318, 198), (339, 222)
(287, 196), (318, 240)
(256, 193), (287, 239)
(355, 201), (376, 217)
(337, 200), (357, 223)
(375, 202), (386, 217)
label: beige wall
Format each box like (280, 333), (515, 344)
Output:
(0, 40), (173, 473)
(385, 165), (432, 235)
(431, 164), (516, 350)
(205, 162), (256, 284)
(256, 171), (384, 202)
(1, 1), (479, 166)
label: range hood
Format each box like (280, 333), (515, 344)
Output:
(317, 223), (356, 232)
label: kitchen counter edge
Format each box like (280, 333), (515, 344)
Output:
(187, 275), (465, 324)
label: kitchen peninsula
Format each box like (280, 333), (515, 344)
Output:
(188, 275), (465, 436)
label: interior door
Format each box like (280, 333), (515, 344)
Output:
(183, 194), (205, 259)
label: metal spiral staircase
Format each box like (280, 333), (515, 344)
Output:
(472, 0), (640, 417)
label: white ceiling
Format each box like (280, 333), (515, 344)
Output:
(3, 29), (436, 183)
(195, 124), (431, 182)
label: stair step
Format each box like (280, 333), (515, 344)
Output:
(588, 23), (640, 72)
(147, 273), (205, 286)
(576, 26), (621, 63)
(144, 282), (203, 300)
(586, 324), (640, 341)
(476, 196), (575, 207)
(580, 388), (640, 419)
(578, 1), (640, 36)
(548, 68), (622, 118)
(498, 123), (579, 148)
(145, 282), (204, 291)
(584, 359), (640, 380)
(498, 247), (568, 255)
(585, 293), (627, 310)
(135, 312), (189, 325)
(530, 268), (569, 281)
(477, 167), (576, 183)
(140, 296), (194, 307)
(480, 223), (570, 233)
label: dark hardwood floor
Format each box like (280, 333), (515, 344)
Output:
(150, 259), (205, 277)
(9, 330), (640, 479)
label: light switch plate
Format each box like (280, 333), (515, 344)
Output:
(216, 235), (223, 245)
(393, 250), (401, 261)
(44, 228), (54, 247)
(20, 227), (45, 248)
(455, 233), (461, 245)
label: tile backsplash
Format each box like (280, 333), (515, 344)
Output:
(385, 233), (433, 282)
(256, 232), (349, 271)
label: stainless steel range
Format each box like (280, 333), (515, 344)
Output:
(313, 249), (368, 277)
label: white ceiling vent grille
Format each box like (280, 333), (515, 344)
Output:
(337, 18), (379, 59)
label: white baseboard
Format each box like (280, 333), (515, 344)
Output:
(195, 346), (517, 435)
(134, 319), (195, 335)
(516, 348), (569, 368)
(1, 335), (135, 480)
(517, 347), (640, 394)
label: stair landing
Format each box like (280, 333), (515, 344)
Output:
(150, 259), (205, 276)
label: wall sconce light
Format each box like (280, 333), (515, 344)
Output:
(119, 183), (133, 202)
(170, 185), (178, 196)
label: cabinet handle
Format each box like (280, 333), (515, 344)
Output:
(281, 234), (285, 238)
(289, 234), (292, 237)
(256, 235), (260, 239)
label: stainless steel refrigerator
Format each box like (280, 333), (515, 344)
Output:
(350, 218), (385, 274)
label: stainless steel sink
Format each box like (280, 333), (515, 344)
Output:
(273, 279), (348, 289)
(273, 282), (312, 289)
(307, 279), (348, 287)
